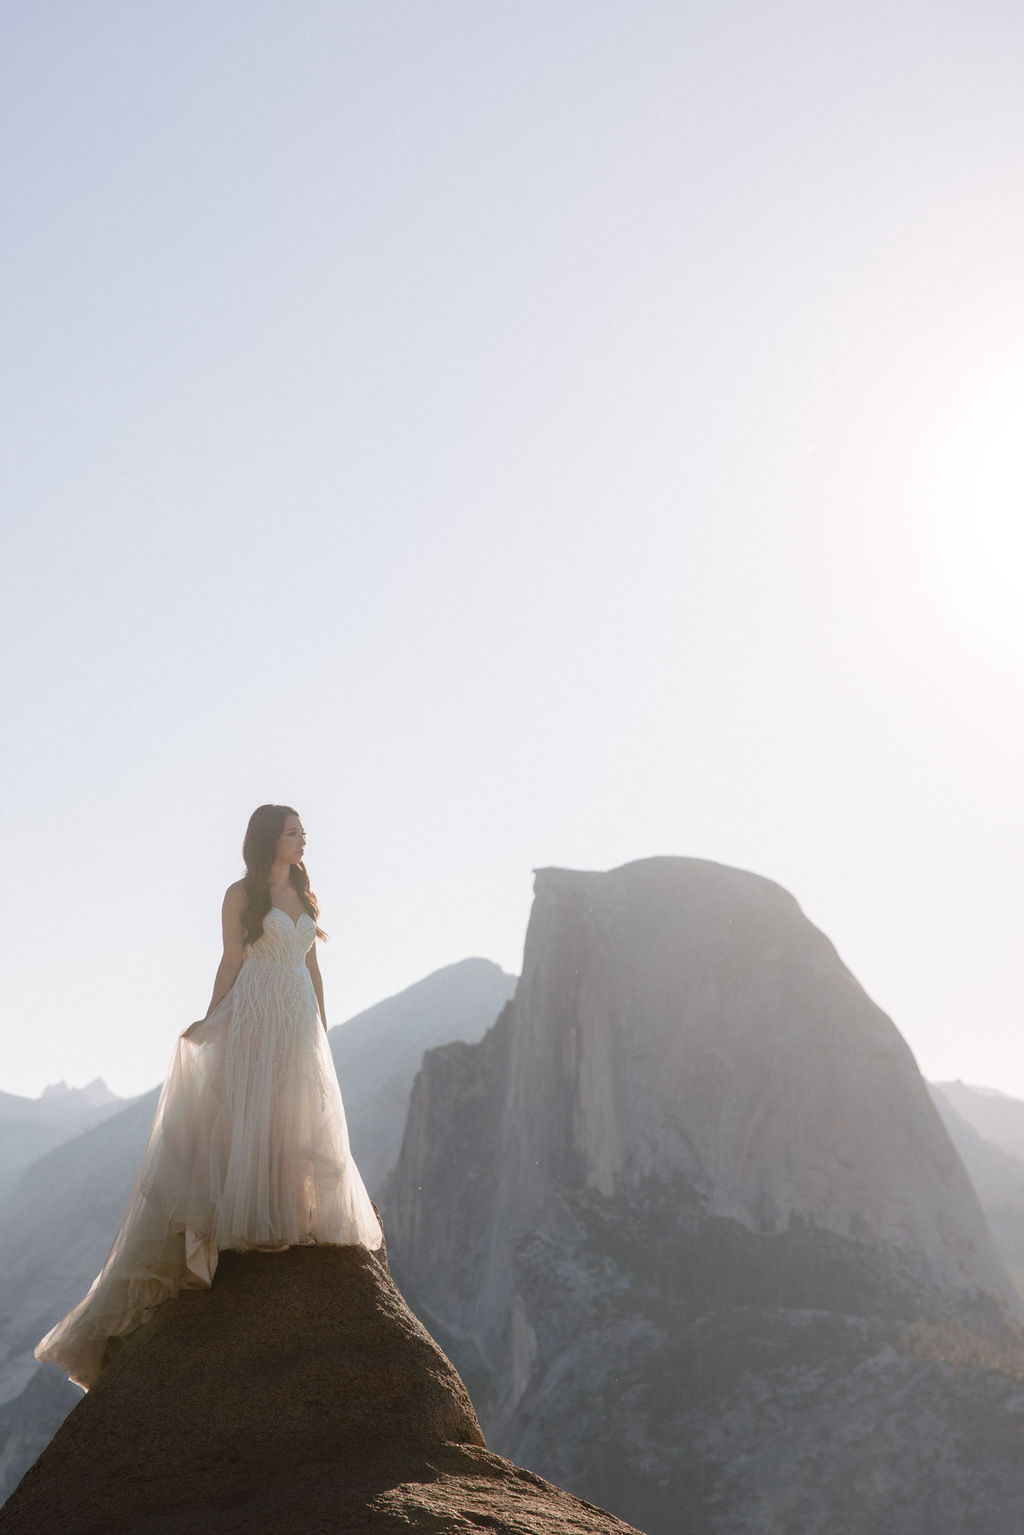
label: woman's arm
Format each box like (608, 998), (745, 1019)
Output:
(306, 943), (327, 1031)
(206, 883), (246, 1015)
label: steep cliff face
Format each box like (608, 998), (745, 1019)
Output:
(0, 1244), (643, 1535)
(389, 858), (1024, 1535)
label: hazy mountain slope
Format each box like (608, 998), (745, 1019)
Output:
(0, 1091), (160, 1407)
(933, 1080), (1024, 1160)
(930, 1084), (1024, 1300)
(389, 858), (1024, 1535)
(0, 1083), (130, 1204)
(329, 957), (516, 1197)
(0, 1368), (79, 1506)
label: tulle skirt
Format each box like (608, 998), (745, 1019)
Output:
(35, 950), (382, 1390)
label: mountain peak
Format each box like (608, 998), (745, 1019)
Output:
(502, 857), (1014, 1299)
(39, 1079), (118, 1108)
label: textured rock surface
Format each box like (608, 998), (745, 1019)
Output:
(0, 1243), (641, 1534)
(389, 858), (1024, 1534)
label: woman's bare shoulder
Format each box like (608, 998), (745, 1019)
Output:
(223, 880), (247, 910)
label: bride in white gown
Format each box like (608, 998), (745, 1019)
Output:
(35, 805), (382, 1391)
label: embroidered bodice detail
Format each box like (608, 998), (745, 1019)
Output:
(246, 907), (316, 967)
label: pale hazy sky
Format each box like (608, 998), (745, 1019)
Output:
(2, 1), (1023, 1101)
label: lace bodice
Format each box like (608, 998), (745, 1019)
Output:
(244, 907), (316, 969)
(232, 907), (319, 1054)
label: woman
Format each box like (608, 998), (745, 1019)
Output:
(35, 805), (382, 1390)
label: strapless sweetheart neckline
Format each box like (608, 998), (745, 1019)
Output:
(266, 906), (314, 928)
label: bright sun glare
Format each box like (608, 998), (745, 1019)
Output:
(938, 394), (1024, 656)
(971, 403), (1024, 581)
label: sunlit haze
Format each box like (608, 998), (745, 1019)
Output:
(2, 2), (1023, 1101)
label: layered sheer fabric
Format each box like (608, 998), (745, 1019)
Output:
(36, 909), (382, 1389)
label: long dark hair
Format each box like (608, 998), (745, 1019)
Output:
(241, 804), (325, 946)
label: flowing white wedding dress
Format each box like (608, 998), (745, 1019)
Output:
(35, 908), (382, 1390)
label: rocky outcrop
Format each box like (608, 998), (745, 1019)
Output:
(389, 858), (1024, 1534)
(0, 959), (516, 1484)
(0, 1242), (642, 1535)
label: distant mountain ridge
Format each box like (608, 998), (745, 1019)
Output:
(38, 1080), (119, 1109)
(932, 1080), (1024, 1161)
(0, 1081), (133, 1206)
(2, 1079), (118, 1115)
(930, 1083), (1024, 1301)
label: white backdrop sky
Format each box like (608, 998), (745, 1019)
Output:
(2, 1), (1023, 1101)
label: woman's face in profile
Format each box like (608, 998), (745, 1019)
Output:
(275, 814), (306, 866)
